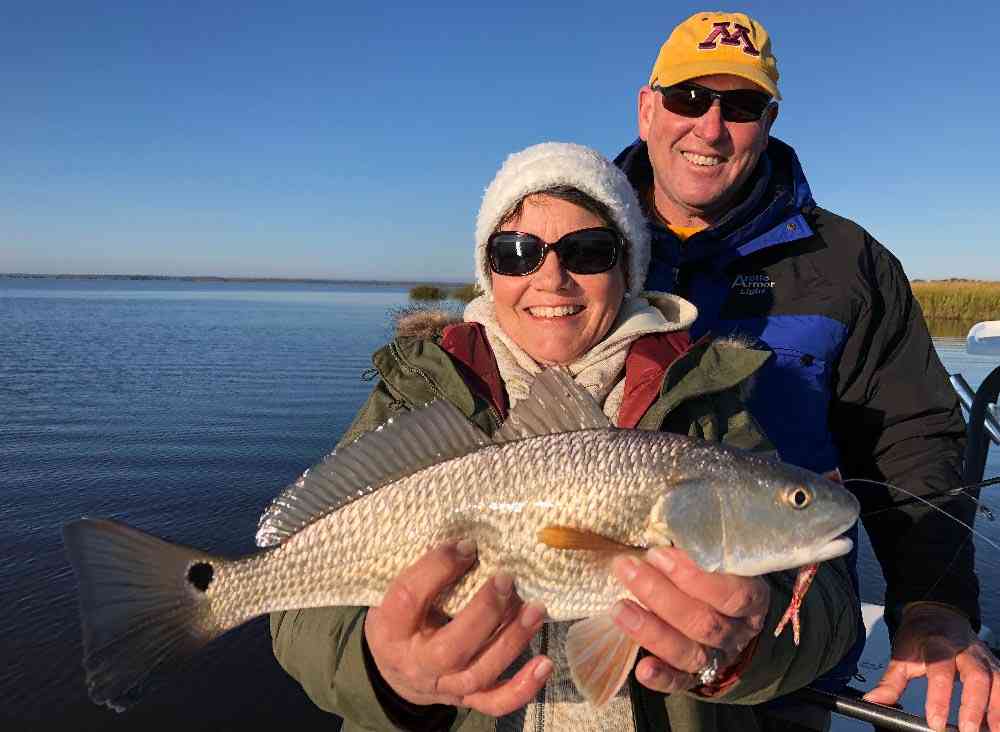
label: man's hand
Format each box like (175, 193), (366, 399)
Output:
(610, 546), (770, 693)
(864, 603), (1000, 732)
(364, 540), (551, 716)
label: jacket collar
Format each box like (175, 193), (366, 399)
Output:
(376, 323), (770, 435)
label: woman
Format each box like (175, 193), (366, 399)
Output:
(270, 143), (857, 731)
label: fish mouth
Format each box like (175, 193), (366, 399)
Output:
(798, 518), (857, 565)
(808, 535), (854, 563)
(734, 525), (855, 576)
(796, 486), (860, 566)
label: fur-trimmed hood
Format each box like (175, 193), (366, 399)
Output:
(393, 307), (463, 340)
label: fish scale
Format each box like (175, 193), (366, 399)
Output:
(216, 430), (660, 621)
(212, 429), (750, 623)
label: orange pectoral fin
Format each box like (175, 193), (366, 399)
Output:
(537, 526), (639, 552)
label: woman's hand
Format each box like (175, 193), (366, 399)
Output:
(611, 546), (770, 693)
(364, 540), (552, 716)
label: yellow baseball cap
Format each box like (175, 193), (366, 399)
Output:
(648, 11), (781, 100)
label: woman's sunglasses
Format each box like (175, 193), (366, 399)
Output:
(652, 82), (774, 123)
(487, 227), (621, 277)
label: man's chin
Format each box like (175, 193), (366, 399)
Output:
(670, 186), (743, 223)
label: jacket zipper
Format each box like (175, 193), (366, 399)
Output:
(535, 623), (548, 732)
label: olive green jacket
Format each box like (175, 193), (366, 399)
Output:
(270, 324), (858, 732)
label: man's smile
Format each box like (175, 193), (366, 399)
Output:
(680, 151), (724, 167)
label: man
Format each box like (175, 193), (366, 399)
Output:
(611, 11), (999, 732)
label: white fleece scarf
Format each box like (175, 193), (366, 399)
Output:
(463, 293), (696, 426)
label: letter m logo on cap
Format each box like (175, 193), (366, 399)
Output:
(698, 22), (761, 57)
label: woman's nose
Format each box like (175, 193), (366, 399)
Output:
(531, 250), (571, 290)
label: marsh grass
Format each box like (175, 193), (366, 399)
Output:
(924, 318), (981, 339)
(912, 280), (1000, 323)
(409, 285), (447, 301)
(409, 283), (481, 303)
(412, 280), (1000, 333)
(449, 283), (481, 303)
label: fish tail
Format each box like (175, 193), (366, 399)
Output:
(62, 517), (230, 711)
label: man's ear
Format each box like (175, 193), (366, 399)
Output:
(763, 104), (779, 136)
(638, 86), (655, 141)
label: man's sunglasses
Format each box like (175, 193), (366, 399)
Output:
(487, 227), (621, 277)
(652, 82), (774, 122)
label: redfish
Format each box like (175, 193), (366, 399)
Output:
(63, 369), (858, 710)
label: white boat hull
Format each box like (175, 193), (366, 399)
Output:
(968, 321), (1000, 355)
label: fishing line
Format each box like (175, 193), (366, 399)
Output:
(942, 484), (994, 522)
(847, 477), (1000, 553)
(858, 476), (999, 521)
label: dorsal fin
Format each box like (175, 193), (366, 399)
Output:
(494, 368), (611, 444)
(255, 399), (491, 547)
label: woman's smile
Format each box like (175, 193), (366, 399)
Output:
(491, 194), (625, 366)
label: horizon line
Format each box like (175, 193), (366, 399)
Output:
(3, 273), (997, 285)
(0, 272), (472, 286)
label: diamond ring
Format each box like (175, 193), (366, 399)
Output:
(696, 649), (721, 686)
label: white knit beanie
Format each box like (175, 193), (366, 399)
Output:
(474, 142), (651, 300)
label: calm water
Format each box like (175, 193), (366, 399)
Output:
(1, 279), (997, 729)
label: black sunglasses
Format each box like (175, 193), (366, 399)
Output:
(652, 82), (774, 122)
(487, 227), (621, 277)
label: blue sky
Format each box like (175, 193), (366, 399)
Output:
(4, 1), (998, 282)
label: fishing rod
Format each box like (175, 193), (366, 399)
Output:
(790, 686), (979, 732)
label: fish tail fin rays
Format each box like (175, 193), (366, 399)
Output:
(565, 611), (640, 707)
(62, 518), (229, 711)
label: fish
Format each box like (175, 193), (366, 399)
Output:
(62, 368), (860, 712)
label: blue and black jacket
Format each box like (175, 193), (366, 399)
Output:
(616, 136), (976, 690)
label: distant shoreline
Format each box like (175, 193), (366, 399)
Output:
(4, 273), (996, 322)
(5, 273), (995, 285)
(0, 272), (466, 287)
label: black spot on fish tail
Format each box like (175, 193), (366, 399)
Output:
(187, 562), (213, 592)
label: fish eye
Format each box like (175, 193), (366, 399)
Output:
(785, 486), (812, 509)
